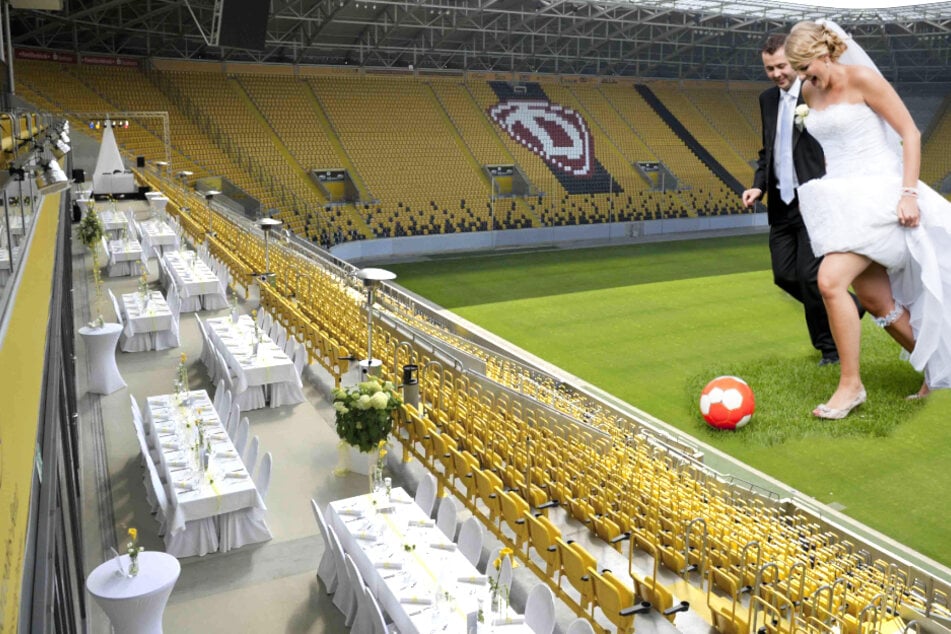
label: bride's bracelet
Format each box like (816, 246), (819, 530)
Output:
(901, 187), (918, 198)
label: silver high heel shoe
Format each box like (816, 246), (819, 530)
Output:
(813, 388), (867, 420)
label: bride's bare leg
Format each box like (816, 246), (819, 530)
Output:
(817, 253), (872, 411)
(852, 263), (928, 397)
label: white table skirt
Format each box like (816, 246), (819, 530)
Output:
(139, 220), (179, 258)
(79, 323), (126, 394)
(144, 391), (265, 536)
(86, 551), (181, 634)
(163, 251), (225, 311)
(108, 239), (143, 277)
(121, 291), (173, 351)
(328, 489), (530, 634)
(205, 315), (301, 403)
(99, 209), (129, 233)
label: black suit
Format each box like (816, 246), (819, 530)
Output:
(752, 83), (837, 358)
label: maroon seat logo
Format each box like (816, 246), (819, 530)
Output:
(488, 100), (594, 177)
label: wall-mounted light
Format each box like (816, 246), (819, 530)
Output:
(35, 158), (70, 195)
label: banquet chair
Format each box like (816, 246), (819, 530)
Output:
(292, 340), (309, 378)
(309, 499), (337, 594)
(345, 554), (373, 633)
(457, 516), (484, 568)
(270, 372), (306, 408)
(524, 583), (556, 634)
(365, 584), (398, 634)
(212, 379), (228, 415)
(132, 418), (159, 511)
(143, 451), (219, 557)
(217, 452), (273, 552)
(232, 417), (250, 457)
(225, 402), (242, 438)
(436, 496), (458, 541)
(415, 472), (438, 518)
(243, 435), (259, 478)
(129, 395), (148, 444)
(155, 286), (181, 350)
(565, 617), (597, 634)
(327, 525), (357, 623)
(195, 316), (216, 380)
(158, 255), (172, 290)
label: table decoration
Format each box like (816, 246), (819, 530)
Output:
(174, 352), (190, 401)
(77, 203), (106, 326)
(489, 548), (518, 619)
(125, 527), (144, 577)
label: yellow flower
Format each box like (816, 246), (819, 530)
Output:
(128, 527), (137, 541)
(378, 439), (387, 449)
(251, 309), (257, 318)
(179, 352), (187, 364)
(380, 449), (388, 458)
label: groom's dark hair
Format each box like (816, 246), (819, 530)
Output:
(762, 34), (787, 54)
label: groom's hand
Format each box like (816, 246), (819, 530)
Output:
(741, 188), (762, 208)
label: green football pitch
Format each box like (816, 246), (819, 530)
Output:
(387, 234), (951, 568)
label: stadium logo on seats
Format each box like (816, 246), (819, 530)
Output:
(488, 100), (593, 177)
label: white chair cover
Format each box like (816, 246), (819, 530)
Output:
(436, 497), (458, 541)
(132, 416), (158, 511)
(346, 554), (371, 632)
(225, 402), (242, 439)
(242, 435), (259, 478)
(414, 472), (438, 518)
(154, 287), (181, 351)
(195, 316), (216, 379)
(524, 583), (556, 634)
(328, 526), (356, 622)
(310, 499), (337, 594)
(457, 516), (484, 568)
(269, 374), (305, 408)
(565, 617), (597, 634)
(292, 341), (308, 378)
(217, 452), (272, 552)
(232, 417), (249, 457)
(365, 583), (393, 634)
(212, 378), (227, 414)
(158, 256), (172, 291)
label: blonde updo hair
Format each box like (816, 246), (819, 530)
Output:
(785, 21), (848, 69)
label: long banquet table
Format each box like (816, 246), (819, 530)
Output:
(139, 218), (180, 258)
(162, 250), (226, 311)
(99, 208), (129, 234)
(144, 390), (265, 543)
(106, 238), (143, 277)
(327, 489), (530, 633)
(205, 315), (303, 409)
(120, 291), (174, 351)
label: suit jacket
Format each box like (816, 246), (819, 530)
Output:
(752, 85), (826, 227)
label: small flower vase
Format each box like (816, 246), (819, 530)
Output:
(127, 554), (139, 578)
(231, 305), (239, 324)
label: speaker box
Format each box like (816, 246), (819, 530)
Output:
(136, 156), (145, 168)
(72, 168), (85, 183)
(219, 0), (270, 50)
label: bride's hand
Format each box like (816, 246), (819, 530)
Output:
(897, 196), (920, 228)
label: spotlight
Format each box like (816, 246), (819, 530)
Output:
(35, 158), (70, 195)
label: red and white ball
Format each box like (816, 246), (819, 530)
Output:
(700, 376), (755, 430)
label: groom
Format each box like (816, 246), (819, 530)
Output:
(742, 34), (845, 366)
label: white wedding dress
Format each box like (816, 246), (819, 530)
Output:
(797, 102), (951, 388)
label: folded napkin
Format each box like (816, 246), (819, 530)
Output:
(391, 495), (414, 504)
(457, 575), (487, 585)
(399, 596), (433, 605)
(217, 449), (238, 458)
(354, 532), (378, 542)
(337, 508), (363, 518)
(430, 542), (456, 551)
(174, 481), (197, 492)
(224, 470), (248, 479)
(408, 519), (435, 527)
(373, 561), (403, 570)
(160, 440), (180, 449)
(492, 616), (525, 626)
(167, 459), (187, 469)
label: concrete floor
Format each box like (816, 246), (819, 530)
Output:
(73, 198), (713, 634)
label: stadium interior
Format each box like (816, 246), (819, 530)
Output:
(2, 0), (951, 633)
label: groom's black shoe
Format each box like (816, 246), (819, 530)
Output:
(818, 354), (840, 367)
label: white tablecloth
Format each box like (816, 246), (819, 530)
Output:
(121, 291), (173, 351)
(107, 239), (143, 277)
(163, 251), (224, 311)
(205, 315), (301, 405)
(139, 219), (179, 258)
(86, 551), (181, 634)
(146, 192), (169, 214)
(328, 489), (530, 634)
(99, 209), (129, 233)
(144, 390), (265, 536)
(79, 323), (126, 394)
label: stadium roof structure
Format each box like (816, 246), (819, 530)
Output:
(8, 0), (951, 83)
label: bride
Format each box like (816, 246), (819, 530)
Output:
(784, 20), (951, 419)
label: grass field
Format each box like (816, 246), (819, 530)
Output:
(387, 234), (951, 568)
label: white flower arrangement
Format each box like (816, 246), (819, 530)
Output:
(794, 104), (810, 131)
(332, 378), (402, 452)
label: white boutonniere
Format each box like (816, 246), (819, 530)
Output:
(794, 104), (809, 131)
